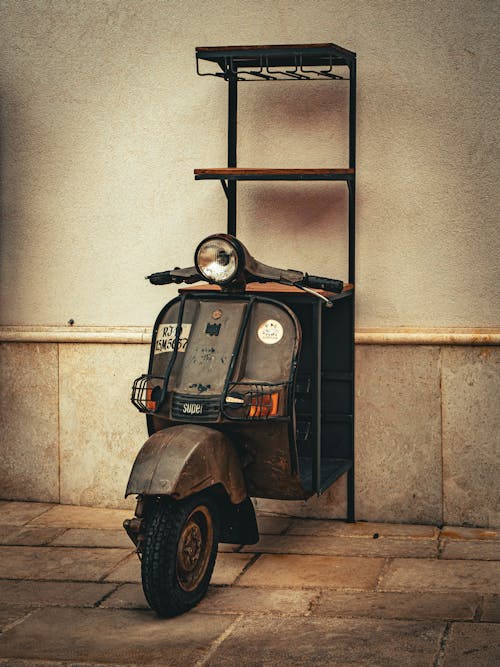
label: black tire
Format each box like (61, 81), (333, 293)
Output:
(141, 492), (219, 617)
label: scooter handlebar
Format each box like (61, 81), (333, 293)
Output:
(147, 271), (174, 285)
(303, 274), (344, 294)
(147, 266), (201, 285)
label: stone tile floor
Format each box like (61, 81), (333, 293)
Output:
(0, 500), (497, 666)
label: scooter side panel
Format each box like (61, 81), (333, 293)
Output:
(227, 422), (308, 500)
(221, 300), (305, 499)
(125, 424), (246, 504)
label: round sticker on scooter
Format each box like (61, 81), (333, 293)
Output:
(257, 319), (284, 345)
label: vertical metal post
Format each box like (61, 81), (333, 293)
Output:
(227, 74), (238, 236)
(347, 297), (356, 522)
(312, 300), (322, 494)
(347, 57), (356, 521)
(348, 58), (356, 285)
(348, 59), (356, 171)
(348, 181), (355, 285)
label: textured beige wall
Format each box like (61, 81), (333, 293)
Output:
(1, 0), (499, 328)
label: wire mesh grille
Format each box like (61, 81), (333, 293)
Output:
(131, 374), (165, 413)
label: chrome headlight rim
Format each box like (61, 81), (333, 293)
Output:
(194, 234), (245, 285)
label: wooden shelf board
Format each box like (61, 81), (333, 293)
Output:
(194, 168), (354, 181)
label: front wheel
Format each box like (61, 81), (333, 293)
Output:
(141, 493), (219, 617)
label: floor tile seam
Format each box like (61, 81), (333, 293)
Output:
(24, 523), (131, 531)
(0, 663), (102, 667)
(98, 550), (137, 583)
(437, 534), (445, 558)
(92, 582), (123, 608)
(374, 557), (393, 591)
(308, 611), (479, 622)
(0, 607), (38, 636)
(40, 527), (69, 546)
(0, 539), (133, 550)
(389, 556), (500, 565)
(0, 573), (496, 592)
(433, 621), (452, 667)
(278, 522), (293, 535)
(231, 553), (261, 585)
(17, 505), (57, 528)
(451, 618), (500, 626)
(0, 576), (132, 585)
(305, 588), (323, 616)
(242, 547), (428, 561)
(194, 609), (316, 618)
(440, 555), (500, 562)
(241, 548), (438, 558)
(1, 601), (115, 610)
(285, 532), (440, 540)
(230, 583), (389, 593)
(52, 546), (134, 551)
(0, 545), (135, 559)
(254, 537), (442, 547)
(473, 595), (486, 622)
(194, 612), (244, 667)
(190, 608), (480, 622)
(379, 586), (500, 595)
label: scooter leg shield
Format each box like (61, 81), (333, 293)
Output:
(125, 424), (247, 505)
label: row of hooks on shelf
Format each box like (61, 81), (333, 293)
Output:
(196, 54), (349, 81)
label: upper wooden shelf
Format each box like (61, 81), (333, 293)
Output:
(196, 43), (356, 70)
(194, 168), (354, 182)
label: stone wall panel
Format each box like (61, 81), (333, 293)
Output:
(0, 343), (59, 502)
(58, 344), (148, 509)
(441, 347), (499, 527)
(355, 345), (442, 524)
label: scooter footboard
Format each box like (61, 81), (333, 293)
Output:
(125, 424), (247, 504)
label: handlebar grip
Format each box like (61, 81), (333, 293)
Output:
(304, 274), (344, 294)
(147, 271), (173, 285)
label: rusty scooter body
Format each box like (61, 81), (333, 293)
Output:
(124, 233), (347, 617)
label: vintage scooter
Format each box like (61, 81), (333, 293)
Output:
(124, 233), (347, 617)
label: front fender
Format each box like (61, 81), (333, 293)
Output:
(125, 425), (246, 504)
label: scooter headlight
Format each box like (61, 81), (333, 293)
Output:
(195, 236), (242, 284)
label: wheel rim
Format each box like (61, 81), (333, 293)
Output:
(176, 504), (213, 592)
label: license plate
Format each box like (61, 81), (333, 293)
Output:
(154, 323), (192, 354)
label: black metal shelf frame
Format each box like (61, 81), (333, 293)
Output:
(194, 44), (356, 521)
(195, 43), (356, 285)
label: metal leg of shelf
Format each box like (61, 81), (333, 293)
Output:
(347, 461), (356, 523)
(348, 59), (356, 285)
(349, 60), (356, 170)
(348, 179), (355, 286)
(348, 287), (356, 522)
(227, 182), (237, 236)
(347, 464), (355, 522)
(312, 300), (322, 494)
(228, 74), (238, 236)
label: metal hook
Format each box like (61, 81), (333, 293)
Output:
(239, 56), (277, 80)
(299, 54), (346, 80)
(284, 53), (310, 80)
(265, 56), (310, 80)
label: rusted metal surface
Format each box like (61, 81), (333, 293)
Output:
(125, 425), (247, 504)
(176, 504), (213, 592)
(228, 422), (307, 500)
